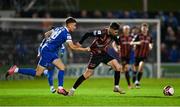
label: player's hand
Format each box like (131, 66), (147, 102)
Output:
(130, 41), (133, 45)
(86, 47), (91, 51)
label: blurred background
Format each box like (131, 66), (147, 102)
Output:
(0, 0), (180, 79)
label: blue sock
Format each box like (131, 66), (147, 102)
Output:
(58, 70), (64, 87)
(47, 70), (54, 86)
(18, 68), (36, 76)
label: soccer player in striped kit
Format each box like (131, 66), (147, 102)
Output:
(132, 23), (153, 88)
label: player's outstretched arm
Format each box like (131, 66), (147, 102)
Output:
(44, 30), (53, 39)
(130, 41), (141, 45)
(67, 41), (90, 52)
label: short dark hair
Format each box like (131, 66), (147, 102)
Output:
(110, 22), (120, 30)
(65, 17), (77, 25)
(141, 23), (149, 27)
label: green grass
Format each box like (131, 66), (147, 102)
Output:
(0, 78), (180, 106)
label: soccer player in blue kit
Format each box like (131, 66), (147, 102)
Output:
(6, 17), (90, 96)
(37, 26), (66, 93)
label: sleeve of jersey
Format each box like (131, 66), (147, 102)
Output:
(78, 30), (103, 44)
(93, 30), (103, 36)
(79, 32), (93, 44)
(66, 33), (72, 42)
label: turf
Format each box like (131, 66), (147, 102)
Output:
(0, 78), (180, 106)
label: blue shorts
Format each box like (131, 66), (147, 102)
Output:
(38, 49), (58, 68)
(129, 50), (135, 64)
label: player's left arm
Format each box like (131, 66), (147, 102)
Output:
(44, 26), (56, 39)
(149, 36), (153, 50)
(78, 30), (104, 45)
(44, 30), (53, 39)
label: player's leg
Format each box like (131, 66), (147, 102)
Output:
(132, 57), (139, 84)
(137, 60), (144, 83)
(133, 65), (140, 88)
(107, 59), (125, 94)
(46, 65), (56, 93)
(68, 68), (94, 96)
(124, 64), (132, 88)
(6, 64), (46, 78)
(68, 55), (99, 96)
(52, 58), (68, 95)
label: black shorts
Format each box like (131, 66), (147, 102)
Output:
(134, 57), (146, 66)
(88, 53), (114, 69)
(121, 57), (130, 65)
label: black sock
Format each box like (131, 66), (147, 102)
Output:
(125, 71), (130, 86)
(137, 72), (143, 82)
(132, 71), (137, 83)
(73, 75), (86, 89)
(114, 71), (120, 86)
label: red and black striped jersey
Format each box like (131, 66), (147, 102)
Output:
(118, 35), (132, 58)
(134, 33), (152, 58)
(90, 29), (119, 54)
(78, 28), (119, 55)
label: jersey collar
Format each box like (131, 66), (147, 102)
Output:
(64, 26), (69, 32)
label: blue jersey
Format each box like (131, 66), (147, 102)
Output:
(38, 26), (71, 68)
(42, 27), (72, 52)
(38, 39), (65, 57)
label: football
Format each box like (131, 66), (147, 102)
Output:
(163, 86), (174, 96)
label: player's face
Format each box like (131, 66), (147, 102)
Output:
(68, 23), (77, 32)
(123, 28), (130, 36)
(141, 26), (148, 34)
(110, 29), (119, 36)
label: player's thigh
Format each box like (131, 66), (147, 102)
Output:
(35, 65), (46, 76)
(134, 57), (140, 71)
(107, 59), (122, 72)
(124, 64), (129, 71)
(52, 58), (65, 70)
(87, 54), (101, 69)
(83, 68), (94, 79)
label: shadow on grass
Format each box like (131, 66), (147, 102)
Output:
(119, 95), (180, 99)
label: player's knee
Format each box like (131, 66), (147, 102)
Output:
(115, 65), (122, 72)
(57, 65), (65, 70)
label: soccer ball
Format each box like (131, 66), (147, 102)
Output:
(163, 85), (174, 96)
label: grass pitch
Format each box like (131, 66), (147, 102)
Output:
(0, 78), (180, 106)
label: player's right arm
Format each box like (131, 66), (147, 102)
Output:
(66, 33), (90, 52)
(130, 34), (141, 45)
(66, 41), (90, 52)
